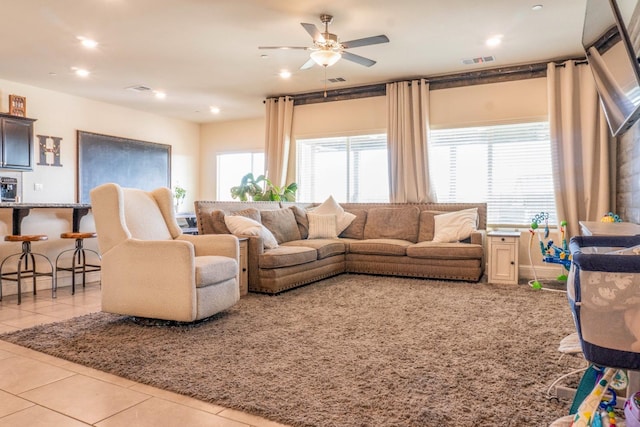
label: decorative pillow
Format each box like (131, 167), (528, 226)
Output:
(261, 208), (301, 244)
(307, 213), (338, 239)
(288, 205), (309, 239)
(363, 206), (421, 242)
(339, 209), (367, 239)
(311, 196), (356, 234)
(224, 215), (278, 249)
(432, 208), (478, 243)
(209, 207), (262, 235)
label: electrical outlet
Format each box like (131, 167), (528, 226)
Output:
(34, 183), (43, 191)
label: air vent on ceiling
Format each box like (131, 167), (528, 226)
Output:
(327, 77), (346, 83)
(461, 56), (495, 65)
(125, 85), (153, 92)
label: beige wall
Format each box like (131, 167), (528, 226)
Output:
(0, 79), (199, 294)
(0, 79), (200, 205)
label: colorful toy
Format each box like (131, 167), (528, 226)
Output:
(528, 212), (571, 290)
(601, 212), (622, 223)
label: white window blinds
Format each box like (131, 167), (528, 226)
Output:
(296, 134), (389, 203)
(429, 122), (556, 226)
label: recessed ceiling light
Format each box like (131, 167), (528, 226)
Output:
(486, 35), (503, 47)
(72, 67), (90, 77)
(154, 91), (166, 99)
(260, 54), (269, 59)
(77, 36), (98, 49)
(532, 4), (543, 11)
(279, 69), (292, 79)
(210, 106), (220, 114)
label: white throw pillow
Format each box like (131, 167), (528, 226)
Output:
(311, 195), (356, 234)
(224, 215), (279, 249)
(307, 213), (338, 239)
(432, 208), (478, 243)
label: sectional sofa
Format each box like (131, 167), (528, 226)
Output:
(194, 200), (487, 294)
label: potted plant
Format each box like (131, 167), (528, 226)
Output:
(173, 185), (187, 212)
(230, 173), (297, 201)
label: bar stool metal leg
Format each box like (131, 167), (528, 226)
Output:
(55, 232), (101, 295)
(0, 235), (55, 305)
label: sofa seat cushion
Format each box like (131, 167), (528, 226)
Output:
(406, 241), (483, 260)
(282, 239), (346, 260)
(194, 256), (238, 288)
(348, 239), (412, 256)
(259, 246), (317, 269)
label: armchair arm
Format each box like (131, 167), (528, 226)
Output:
(176, 233), (239, 259)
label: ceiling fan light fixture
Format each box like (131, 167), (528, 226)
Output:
(310, 49), (341, 67)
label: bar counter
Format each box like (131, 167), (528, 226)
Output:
(0, 203), (91, 235)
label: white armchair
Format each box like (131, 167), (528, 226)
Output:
(90, 183), (239, 322)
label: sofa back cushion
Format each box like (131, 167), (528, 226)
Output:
(288, 205), (309, 239)
(363, 206), (420, 242)
(339, 209), (367, 240)
(261, 208), (301, 244)
(418, 210), (442, 242)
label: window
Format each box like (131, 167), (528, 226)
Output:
(429, 122), (556, 226)
(296, 134), (388, 203)
(216, 152), (264, 201)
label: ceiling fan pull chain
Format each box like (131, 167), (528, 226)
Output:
(324, 67), (328, 98)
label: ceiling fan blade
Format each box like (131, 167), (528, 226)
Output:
(301, 22), (325, 43)
(258, 46), (310, 50)
(341, 35), (389, 49)
(300, 58), (316, 70)
(341, 51), (376, 67)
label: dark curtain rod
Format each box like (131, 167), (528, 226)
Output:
(265, 56), (589, 105)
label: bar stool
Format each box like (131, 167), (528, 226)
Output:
(0, 234), (56, 305)
(55, 232), (101, 295)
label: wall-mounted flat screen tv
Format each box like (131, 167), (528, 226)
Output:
(583, 0), (640, 136)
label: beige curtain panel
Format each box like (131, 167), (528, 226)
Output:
(264, 96), (294, 188)
(386, 78), (436, 203)
(547, 60), (613, 239)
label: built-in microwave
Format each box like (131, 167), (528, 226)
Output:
(0, 177), (17, 202)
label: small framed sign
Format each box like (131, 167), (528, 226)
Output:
(8, 95), (26, 117)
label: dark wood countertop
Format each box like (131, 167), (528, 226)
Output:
(0, 203), (91, 208)
(0, 204), (92, 235)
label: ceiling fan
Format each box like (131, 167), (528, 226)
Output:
(259, 14), (389, 69)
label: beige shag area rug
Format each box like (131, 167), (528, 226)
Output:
(0, 274), (579, 427)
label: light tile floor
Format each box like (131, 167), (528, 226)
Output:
(0, 283), (290, 427)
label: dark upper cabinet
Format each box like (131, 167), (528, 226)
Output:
(0, 113), (35, 170)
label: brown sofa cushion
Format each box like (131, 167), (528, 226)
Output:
(406, 241), (483, 259)
(348, 238), (412, 256)
(288, 205), (309, 239)
(418, 210), (443, 242)
(283, 239), (346, 259)
(339, 209), (367, 240)
(259, 246), (317, 269)
(363, 206), (420, 242)
(261, 208), (301, 244)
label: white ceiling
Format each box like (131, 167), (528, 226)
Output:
(1, 0), (587, 123)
